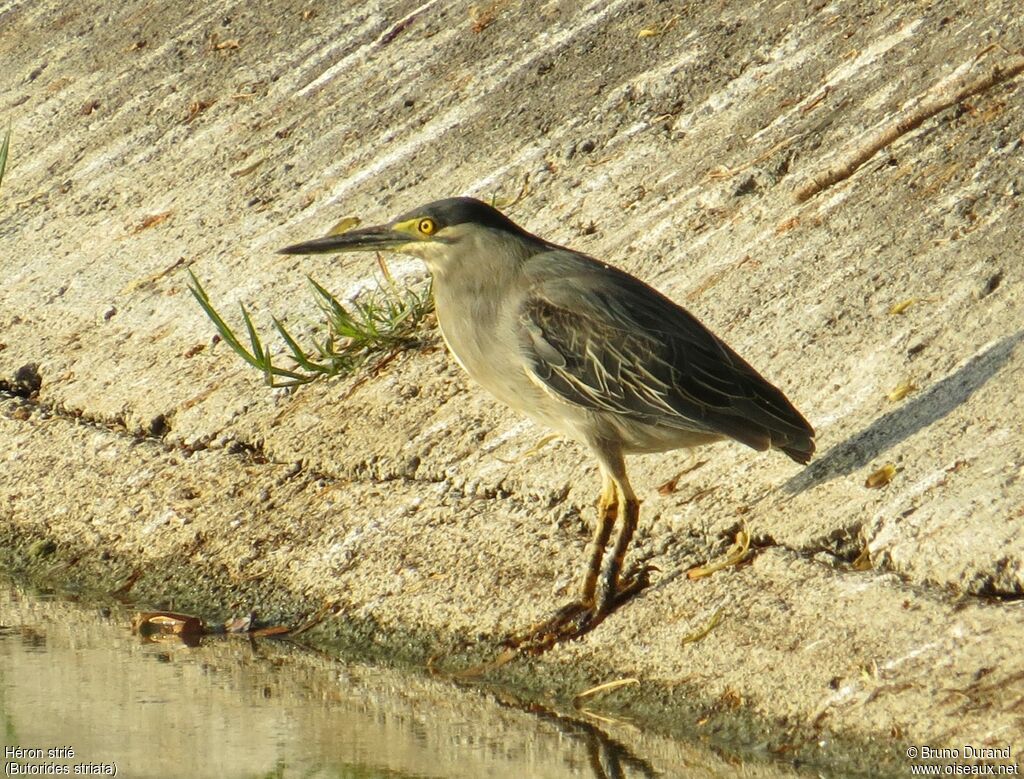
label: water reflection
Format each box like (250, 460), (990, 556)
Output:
(507, 699), (659, 779)
(0, 584), (801, 778)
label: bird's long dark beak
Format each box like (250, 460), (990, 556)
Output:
(278, 223), (410, 255)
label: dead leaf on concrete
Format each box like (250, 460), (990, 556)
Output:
(680, 608), (724, 644)
(688, 526), (750, 579)
(719, 688), (744, 708)
(184, 99), (214, 123)
(129, 210), (173, 234)
(572, 678), (639, 706)
(230, 157), (266, 178)
(887, 380), (917, 402)
(657, 476), (679, 495)
(119, 256), (187, 294)
(852, 544), (873, 570)
(469, 3), (502, 33)
(327, 216), (361, 236)
(636, 15), (677, 38)
(775, 216), (800, 234)
(865, 464), (897, 489)
(889, 298), (919, 315)
(133, 611), (206, 639)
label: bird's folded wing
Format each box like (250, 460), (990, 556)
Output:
(517, 269), (815, 460)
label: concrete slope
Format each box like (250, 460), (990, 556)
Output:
(2, 0), (1023, 764)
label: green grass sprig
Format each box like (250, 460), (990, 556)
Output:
(188, 269), (433, 388)
(0, 127), (10, 191)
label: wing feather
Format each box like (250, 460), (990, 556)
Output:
(517, 259), (815, 462)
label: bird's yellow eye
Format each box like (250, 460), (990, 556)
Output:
(418, 218), (436, 236)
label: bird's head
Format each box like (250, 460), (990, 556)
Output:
(279, 197), (534, 275)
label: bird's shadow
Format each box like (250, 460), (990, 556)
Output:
(783, 330), (1023, 494)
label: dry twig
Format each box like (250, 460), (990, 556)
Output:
(794, 52), (1024, 202)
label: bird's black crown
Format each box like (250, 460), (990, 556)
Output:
(395, 197), (525, 235)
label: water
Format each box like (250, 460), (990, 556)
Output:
(0, 584), (805, 778)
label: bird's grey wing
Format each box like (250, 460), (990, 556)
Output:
(517, 265), (815, 462)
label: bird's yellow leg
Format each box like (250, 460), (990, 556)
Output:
(503, 453), (651, 654)
(580, 471), (618, 605)
(503, 472), (617, 651)
(595, 474), (645, 614)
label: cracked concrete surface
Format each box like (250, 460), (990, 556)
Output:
(2, 0), (1023, 768)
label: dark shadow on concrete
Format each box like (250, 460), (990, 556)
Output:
(784, 331), (1024, 495)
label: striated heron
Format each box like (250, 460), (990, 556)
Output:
(280, 197), (814, 650)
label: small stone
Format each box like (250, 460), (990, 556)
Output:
(29, 539), (57, 558)
(13, 363), (42, 396)
(733, 174), (759, 196)
(402, 455), (421, 478)
(149, 413), (170, 437)
(976, 269), (1003, 299)
(170, 486), (197, 501)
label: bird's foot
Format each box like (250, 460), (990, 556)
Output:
(609, 562), (657, 604)
(502, 565), (655, 655)
(502, 600), (597, 655)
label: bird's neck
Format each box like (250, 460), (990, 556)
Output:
(428, 230), (533, 311)
(428, 231), (536, 382)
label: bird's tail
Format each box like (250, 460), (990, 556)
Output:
(780, 434), (815, 465)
